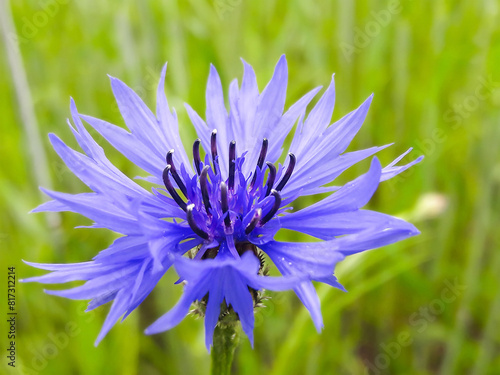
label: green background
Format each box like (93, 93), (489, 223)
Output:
(1, 0), (499, 374)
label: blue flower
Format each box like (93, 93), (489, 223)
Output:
(24, 55), (422, 350)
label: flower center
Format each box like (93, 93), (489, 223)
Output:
(162, 132), (296, 257)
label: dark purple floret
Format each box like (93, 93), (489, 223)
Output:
(187, 204), (210, 240)
(210, 130), (218, 174)
(200, 165), (212, 216)
(228, 141), (236, 191)
(260, 190), (281, 224)
(193, 139), (202, 175)
(162, 166), (187, 211)
(220, 181), (231, 228)
(166, 150), (187, 197)
(275, 153), (296, 192)
(250, 138), (268, 188)
(245, 208), (262, 234)
(159, 135), (297, 246)
(264, 162), (277, 197)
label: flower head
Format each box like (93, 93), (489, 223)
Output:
(24, 55), (422, 350)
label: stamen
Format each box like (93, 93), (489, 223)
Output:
(162, 166), (187, 212)
(200, 165), (212, 216)
(193, 139), (202, 175)
(166, 150), (187, 197)
(186, 204), (210, 240)
(220, 182), (231, 228)
(250, 138), (268, 188)
(260, 190), (281, 225)
(210, 130), (218, 174)
(275, 153), (296, 192)
(245, 208), (262, 234)
(265, 162), (277, 197)
(228, 141), (236, 190)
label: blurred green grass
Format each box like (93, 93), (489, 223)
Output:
(1, 0), (499, 374)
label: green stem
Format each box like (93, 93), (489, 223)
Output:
(210, 323), (239, 375)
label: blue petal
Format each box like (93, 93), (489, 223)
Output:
(294, 281), (324, 331)
(68, 98), (106, 161)
(31, 197), (69, 213)
(21, 260), (95, 272)
(93, 236), (151, 263)
(237, 59), (259, 145)
(109, 76), (168, 161)
(319, 94), (373, 156)
(254, 55), (288, 135)
(314, 157), (381, 213)
(381, 148), (424, 182)
(284, 144), (391, 196)
(280, 158), (383, 239)
(260, 240), (345, 278)
(48, 133), (147, 197)
(206, 64), (230, 139)
(206, 65), (232, 176)
(237, 56), (289, 176)
(204, 272), (224, 350)
(122, 258), (167, 319)
(316, 275), (347, 292)
(185, 103), (211, 160)
(145, 270), (210, 334)
(223, 268), (255, 347)
(39, 189), (141, 235)
(290, 75), (336, 155)
(284, 95), (374, 195)
(94, 289), (129, 346)
(21, 262), (117, 284)
(281, 210), (407, 241)
(259, 240), (341, 331)
(156, 63), (192, 172)
(44, 263), (140, 300)
(80, 114), (164, 177)
(333, 219), (420, 256)
(147, 236), (177, 273)
(265, 86), (322, 164)
(86, 291), (118, 311)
